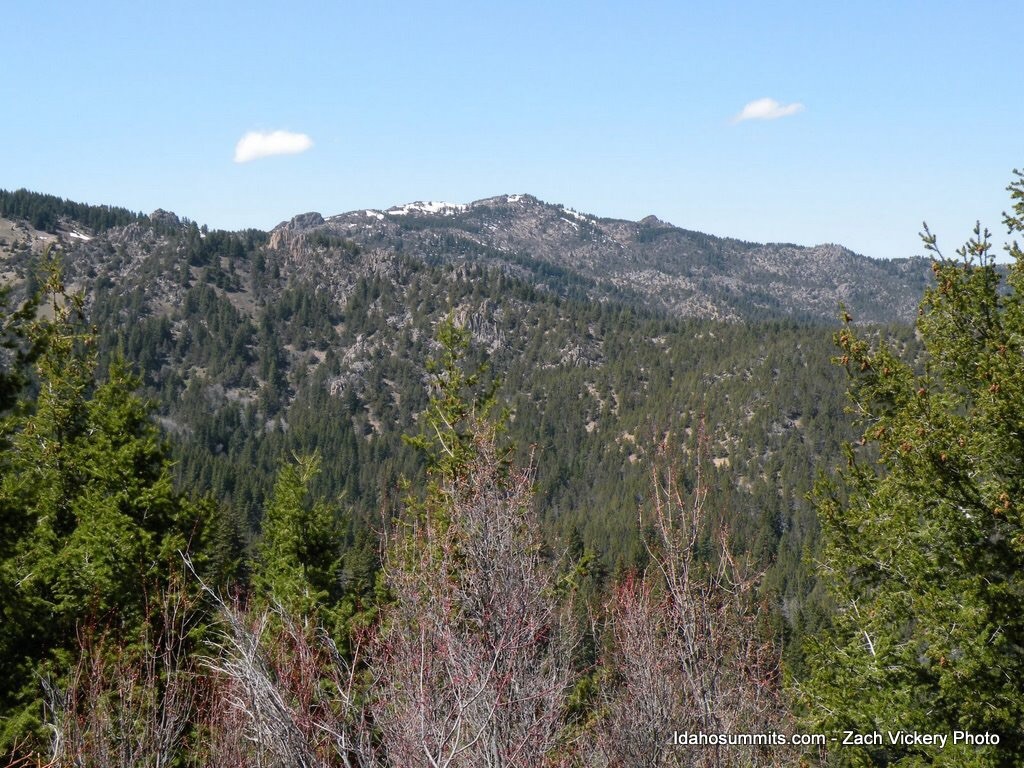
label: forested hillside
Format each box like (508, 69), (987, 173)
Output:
(0, 190), (883, 644)
(1, 179), (1022, 766)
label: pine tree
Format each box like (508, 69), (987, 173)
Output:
(402, 315), (496, 486)
(0, 265), (200, 752)
(251, 452), (344, 622)
(0, 284), (42, 414)
(803, 173), (1024, 766)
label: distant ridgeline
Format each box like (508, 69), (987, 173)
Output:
(0, 188), (146, 234)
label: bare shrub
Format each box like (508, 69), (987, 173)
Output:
(200, 593), (378, 768)
(42, 582), (202, 768)
(593, 432), (797, 768)
(372, 427), (578, 768)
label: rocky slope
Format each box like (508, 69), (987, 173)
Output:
(270, 193), (932, 323)
(2, 190), (932, 325)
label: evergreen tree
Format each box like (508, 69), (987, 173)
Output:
(251, 453), (344, 623)
(373, 318), (578, 767)
(0, 284), (42, 414)
(803, 173), (1024, 766)
(402, 316), (496, 486)
(0, 266), (200, 752)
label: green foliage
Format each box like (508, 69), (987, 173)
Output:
(403, 316), (498, 485)
(0, 188), (145, 233)
(0, 284), (43, 414)
(0, 264), (200, 752)
(251, 453), (345, 623)
(803, 174), (1024, 766)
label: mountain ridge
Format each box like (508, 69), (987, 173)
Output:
(264, 190), (932, 323)
(0, 185), (910, 646)
(2, 186), (931, 327)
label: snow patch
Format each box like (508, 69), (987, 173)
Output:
(559, 206), (590, 223)
(387, 201), (468, 216)
(69, 231), (92, 241)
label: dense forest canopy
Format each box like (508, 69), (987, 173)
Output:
(0, 188), (145, 234)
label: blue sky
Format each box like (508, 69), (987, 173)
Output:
(4, 1), (1021, 261)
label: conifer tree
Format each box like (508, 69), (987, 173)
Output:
(251, 452), (344, 622)
(0, 263), (200, 752)
(373, 317), (577, 767)
(0, 283), (42, 414)
(804, 173), (1024, 766)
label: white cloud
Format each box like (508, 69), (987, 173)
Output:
(234, 130), (313, 163)
(733, 98), (805, 123)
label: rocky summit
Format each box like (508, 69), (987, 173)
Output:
(268, 192), (933, 324)
(2, 188), (931, 325)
